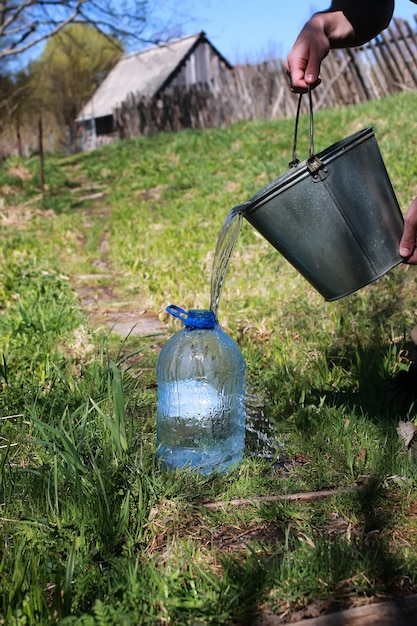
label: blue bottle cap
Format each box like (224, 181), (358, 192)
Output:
(166, 305), (217, 329)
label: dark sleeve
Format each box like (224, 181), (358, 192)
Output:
(330, 0), (394, 44)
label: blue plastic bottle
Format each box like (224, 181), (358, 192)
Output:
(156, 305), (246, 473)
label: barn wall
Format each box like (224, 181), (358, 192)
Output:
(167, 42), (231, 90)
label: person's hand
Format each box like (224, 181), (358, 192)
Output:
(285, 18), (331, 93)
(400, 197), (417, 264)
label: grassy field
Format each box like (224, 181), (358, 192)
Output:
(1, 91), (417, 624)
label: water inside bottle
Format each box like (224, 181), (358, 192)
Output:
(157, 378), (245, 473)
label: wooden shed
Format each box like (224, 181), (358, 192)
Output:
(76, 31), (233, 142)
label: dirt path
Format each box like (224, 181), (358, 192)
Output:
(73, 272), (166, 338)
(71, 204), (167, 337)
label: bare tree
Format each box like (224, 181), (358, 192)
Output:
(0, 0), (157, 59)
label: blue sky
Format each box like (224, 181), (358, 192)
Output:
(182, 0), (417, 63)
(19, 0), (417, 68)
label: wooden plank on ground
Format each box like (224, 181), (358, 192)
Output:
(258, 594), (417, 626)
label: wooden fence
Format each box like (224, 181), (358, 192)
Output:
(115, 15), (417, 139)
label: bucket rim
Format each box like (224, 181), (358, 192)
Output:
(242, 126), (375, 215)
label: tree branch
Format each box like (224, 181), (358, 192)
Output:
(200, 487), (358, 510)
(0, 0), (153, 59)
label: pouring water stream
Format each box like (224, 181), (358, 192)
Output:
(209, 204), (248, 317)
(208, 202), (282, 458)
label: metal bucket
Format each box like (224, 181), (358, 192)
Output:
(242, 91), (404, 301)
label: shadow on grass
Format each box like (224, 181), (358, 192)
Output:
(216, 482), (417, 624)
(237, 352), (417, 619)
(220, 551), (275, 626)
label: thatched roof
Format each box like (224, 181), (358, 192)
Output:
(77, 31), (231, 122)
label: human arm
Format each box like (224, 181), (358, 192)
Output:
(285, 0), (395, 92)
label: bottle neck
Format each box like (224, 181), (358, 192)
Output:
(166, 305), (218, 329)
(185, 309), (217, 329)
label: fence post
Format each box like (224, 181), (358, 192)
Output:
(38, 114), (45, 196)
(16, 115), (22, 158)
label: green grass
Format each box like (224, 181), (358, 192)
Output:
(1, 91), (417, 624)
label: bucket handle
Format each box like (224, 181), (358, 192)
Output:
(289, 88), (326, 177)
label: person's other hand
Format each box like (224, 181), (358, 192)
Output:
(400, 197), (417, 264)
